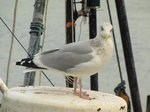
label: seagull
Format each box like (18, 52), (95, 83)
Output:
(16, 23), (113, 100)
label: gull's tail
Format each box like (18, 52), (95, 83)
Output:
(16, 58), (46, 73)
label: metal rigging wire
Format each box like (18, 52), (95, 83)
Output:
(106, 0), (124, 81)
(0, 17), (54, 86)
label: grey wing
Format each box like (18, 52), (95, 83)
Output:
(61, 40), (93, 54)
(36, 40), (93, 72)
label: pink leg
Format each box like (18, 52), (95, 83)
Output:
(79, 78), (92, 100)
(73, 77), (93, 100)
(73, 77), (78, 93)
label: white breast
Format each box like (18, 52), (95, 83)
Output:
(66, 38), (113, 77)
(32, 37), (114, 78)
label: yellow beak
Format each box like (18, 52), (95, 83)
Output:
(105, 34), (109, 40)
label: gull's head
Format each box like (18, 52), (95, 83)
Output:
(100, 23), (113, 40)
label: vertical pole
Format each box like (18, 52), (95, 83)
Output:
(24, 0), (45, 86)
(146, 95), (150, 112)
(115, 0), (142, 111)
(89, 9), (98, 91)
(6, 0), (18, 86)
(65, 0), (75, 87)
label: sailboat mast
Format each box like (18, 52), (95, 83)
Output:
(115, 0), (142, 111)
(24, 0), (45, 86)
(88, 0), (100, 91)
(89, 9), (98, 91)
(65, 0), (76, 87)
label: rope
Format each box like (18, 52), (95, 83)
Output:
(106, 0), (124, 82)
(0, 17), (54, 86)
(39, 0), (49, 86)
(6, 0), (18, 86)
(30, 22), (44, 35)
(30, 21), (45, 55)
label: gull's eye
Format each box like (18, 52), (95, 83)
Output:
(100, 26), (104, 31)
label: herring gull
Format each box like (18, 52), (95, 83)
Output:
(16, 23), (113, 100)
